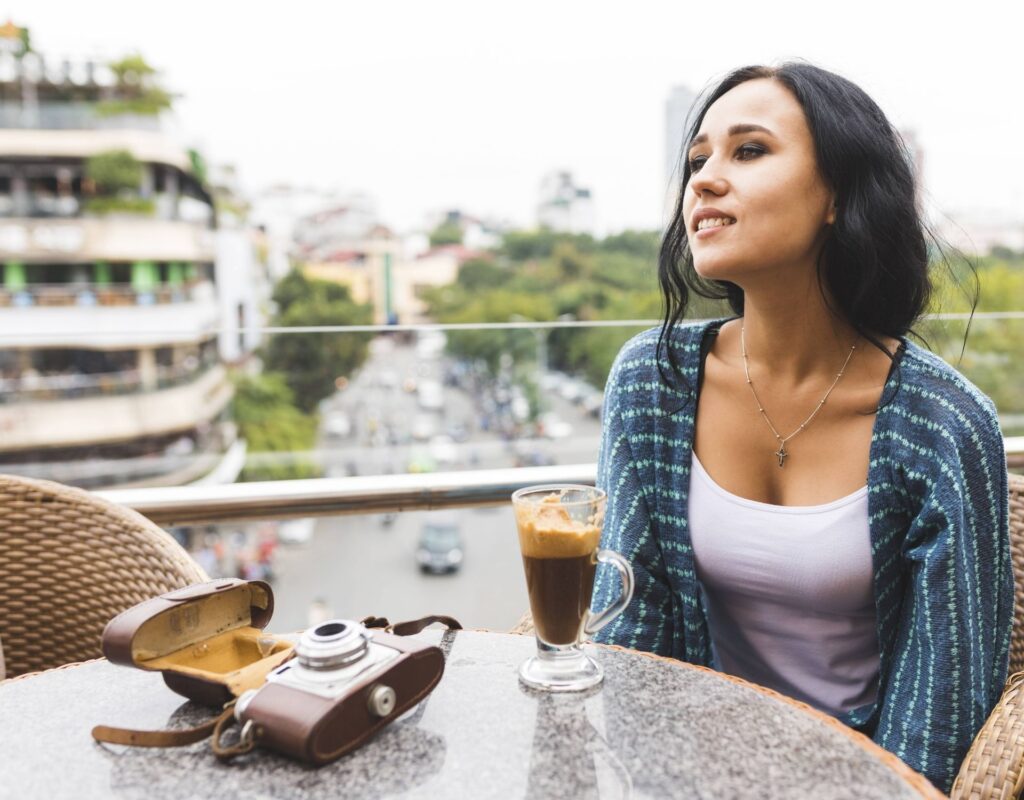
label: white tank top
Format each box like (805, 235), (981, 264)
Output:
(688, 451), (880, 715)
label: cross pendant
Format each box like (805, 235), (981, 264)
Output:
(775, 443), (788, 467)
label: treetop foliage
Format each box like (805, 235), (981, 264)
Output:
(263, 269), (374, 413)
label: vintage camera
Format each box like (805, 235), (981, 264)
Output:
(233, 619), (445, 765)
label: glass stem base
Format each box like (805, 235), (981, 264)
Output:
(518, 639), (603, 692)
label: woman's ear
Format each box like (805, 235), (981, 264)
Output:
(826, 195), (838, 225)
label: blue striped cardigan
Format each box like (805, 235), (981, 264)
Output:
(591, 318), (1012, 793)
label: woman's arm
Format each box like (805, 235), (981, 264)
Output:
(591, 354), (677, 657)
(872, 407), (1012, 794)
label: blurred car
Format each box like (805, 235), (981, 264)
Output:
(559, 379), (585, 403)
(277, 518), (315, 545)
(581, 391), (604, 418)
(376, 370), (399, 390)
(445, 422), (471, 443)
(416, 331), (447, 360)
(510, 394), (530, 423)
(513, 445), (557, 468)
(429, 434), (459, 466)
(537, 412), (573, 440)
(417, 380), (444, 411)
(411, 414), (438, 441)
(539, 371), (565, 392)
(323, 412), (352, 438)
(416, 514), (464, 574)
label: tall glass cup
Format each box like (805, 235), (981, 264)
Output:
(512, 485), (634, 691)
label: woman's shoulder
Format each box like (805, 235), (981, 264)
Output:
(607, 318), (723, 387)
(883, 340), (1004, 476)
(896, 340), (1000, 429)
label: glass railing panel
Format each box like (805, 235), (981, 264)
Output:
(0, 318), (1020, 493)
(3, 315), (1023, 632)
(170, 507), (529, 633)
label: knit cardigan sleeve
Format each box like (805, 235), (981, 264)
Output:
(591, 346), (676, 657)
(870, 386), (1012, 794)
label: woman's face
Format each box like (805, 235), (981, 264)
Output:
(682, 78), (835, 285)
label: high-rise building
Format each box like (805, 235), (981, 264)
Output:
(536, 171), (595, 235)
(899, 128), (925, 215)
(667, 86), (700, 190)
(0, 25), (244, 488)
(665, 85), (697, 205)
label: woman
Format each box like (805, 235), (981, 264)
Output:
(591, 62), (1012, 793)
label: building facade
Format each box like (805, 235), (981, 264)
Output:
(536, 171), (596, 235)
(0, 27), (242, 488)
(664, 85), (697, 218)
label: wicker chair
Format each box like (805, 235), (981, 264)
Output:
(951, 472), (1024, 798)
(0, 474), (208, 678)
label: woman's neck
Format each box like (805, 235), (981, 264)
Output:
(733, 285), (860, 389)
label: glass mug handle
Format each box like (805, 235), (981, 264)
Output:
(584, 549), (635, 637)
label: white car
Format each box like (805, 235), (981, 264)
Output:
(277, 518), (315, 545)
(324, 413), (352, 438)
(416, 331), (447, 360)
(429, 434), (459, 466)
(411, 414), (438, 441)
(538, 412), (573, 440)
(417, 380), (444, 411)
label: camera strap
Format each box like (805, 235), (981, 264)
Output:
(360, 614), (462, 636)
(92, 701), (237, 748)
(91, 614), (462, 752)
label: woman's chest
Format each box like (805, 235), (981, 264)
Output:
(687, 454), (875, 613)
(692, 368), (881, 507)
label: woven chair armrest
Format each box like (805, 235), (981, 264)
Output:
(509, 611), (534, 636)
(951, 671), (1024, 799)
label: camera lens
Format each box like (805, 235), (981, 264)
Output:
(297, 618), (370, 671)
(313, 622), (347, 639)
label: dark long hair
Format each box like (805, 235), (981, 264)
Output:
(657, 61), (975, 392)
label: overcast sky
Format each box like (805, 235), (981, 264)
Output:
(7, 1), (1020, 233)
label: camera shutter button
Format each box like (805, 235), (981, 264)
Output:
(367, 684), (397, 717)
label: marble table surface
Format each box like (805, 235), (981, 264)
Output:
(0, 629), (939, 800)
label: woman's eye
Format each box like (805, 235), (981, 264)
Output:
(688, 144), (764, 173)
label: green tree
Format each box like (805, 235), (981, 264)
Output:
(96, 54), (174, 117)
(232, 373), (320, 481)
(83, 150), (154, 215)
(500, 229), (596, 261)
(85, 150), (142, 194)
(601, 229), (661, 260)
(456, 257), (508, 292)
(263, 270), (374, 412)
(429, 221), (463, 247)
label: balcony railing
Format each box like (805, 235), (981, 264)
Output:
(0, 103), (165, 132)
(98, 438), (1024, 526)
(0, 360), (217, 403)
(0, 280), (207, 309)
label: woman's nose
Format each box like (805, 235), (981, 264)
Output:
(688, 159), (728, 197)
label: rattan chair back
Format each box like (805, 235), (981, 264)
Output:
(1006, 473), (1024, 675)
(950, 475), (1024, 800)
(0, 474), (208, 678)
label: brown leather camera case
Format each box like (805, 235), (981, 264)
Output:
(101, 579), (295, 708)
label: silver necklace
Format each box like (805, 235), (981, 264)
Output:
(740, 325), (856, 467)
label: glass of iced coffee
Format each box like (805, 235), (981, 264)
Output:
(511, 484), (634, 691)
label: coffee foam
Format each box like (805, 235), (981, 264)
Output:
(515, 495), (601, 558)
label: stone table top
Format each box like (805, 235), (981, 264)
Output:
(0, 629), (939, 799)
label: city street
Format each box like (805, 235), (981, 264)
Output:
(271, 505), (528, 632)
(269, 334), (605, 633)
